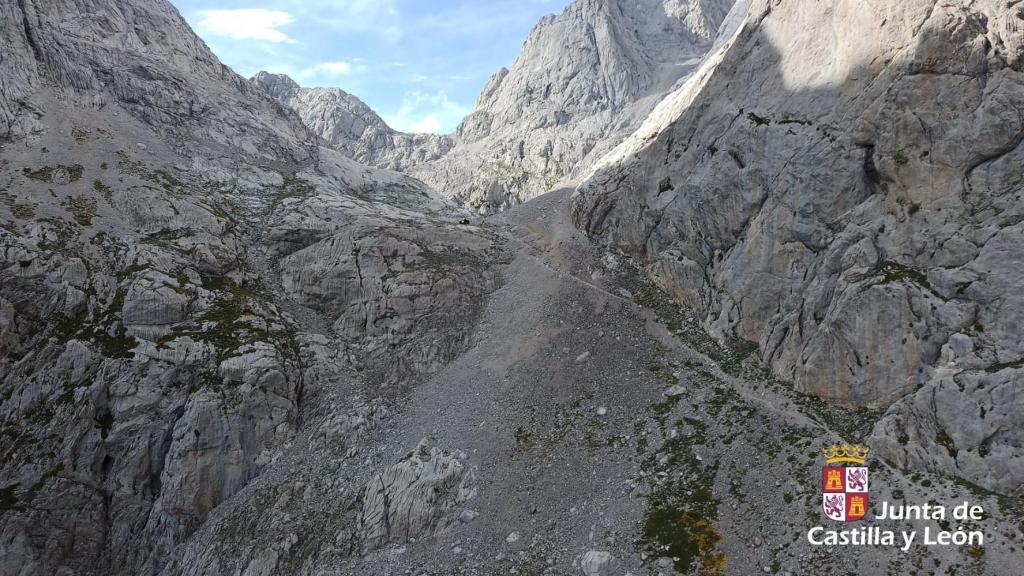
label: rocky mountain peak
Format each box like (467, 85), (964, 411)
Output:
(251, 71), (302, 103)
(405, 0), (737, 211)
(574, 0), (1024, 494)
(251, 71), (455, 172)
(472, 0), (732, 120)
(254, 0), (737, 211)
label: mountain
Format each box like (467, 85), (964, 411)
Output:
(251, 71), (454, 171)
(410, 0), (737, 212)
(257, 0), (736, 212)
(3, 1), (1024, 575)
(0, 1), (498, 574)
(573, 0), (1024, 493)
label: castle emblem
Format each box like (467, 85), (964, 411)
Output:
(821, 443), (869, 522)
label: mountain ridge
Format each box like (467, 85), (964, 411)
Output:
(2, 0), (1024, 574)
(255, 0), (737, 211)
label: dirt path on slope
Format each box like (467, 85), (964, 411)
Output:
(341, 189), (1022, 576)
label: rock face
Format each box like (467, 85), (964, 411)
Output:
(255, 0), (735, 212)
(411, 0), (736, 212)
(0, 1), (497, 575)
(355, 439), (476, 554)
(573, 0), (1024, 491)
(4, 0), (1024, 573)
(252, 72), (454, 173)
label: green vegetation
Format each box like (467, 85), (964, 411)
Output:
(746, 111), (771, 126)
(95, 413), (115, 439)
(511, 398), (589, 457)
(23, 164), (83, 183)
(638, 412), (726, 575)
(779, 116), (812, 126)
(150, 169), (185, 194)
(935, 427), (958, 458)
(155, 275), (300, 386)
(51, 286), (137, 359)
(647, 346), (679, 386)
(602, 255), (758, 377)
(779, 381), (881, 441)
(0, 484), (22, 514)
(875, 260), (929, 287)
(143, 227), (195, 250)
(116, 151), (187, 195)
(93, 180), (113, 203)
(984, 357), (1024, 373)
(0, 192), (35, 219)
(62, 195), (97, 226)
(276, 174), (316, 201)
(117, 261), (150, 281)
(873, 260), (944, 300)
(0, 464), (63, 516)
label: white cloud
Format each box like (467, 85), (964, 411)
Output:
(384, 91), (470, 135)
(292, 0), (403, 42)
(259, 60), (358, 85)
(197, 9), (296, 43)
(303, 61), (352, 77)
(409, 115), (442, 134)
(412, 2), (539, 39)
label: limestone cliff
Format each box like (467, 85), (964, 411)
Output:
(573, 0), (1024, 492)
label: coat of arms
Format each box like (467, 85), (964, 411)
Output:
(821, 443), (869, 522)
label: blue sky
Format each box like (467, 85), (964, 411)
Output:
(168, 0), (571, 134)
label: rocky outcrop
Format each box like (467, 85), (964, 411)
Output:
(573, 0), (1024, 491)
(252, 72), (454, 172)
(267, 192), (501, 384)
(355, 439), (476, 554)
(0, 1), (498, 575)
(580, 550), (617, 576)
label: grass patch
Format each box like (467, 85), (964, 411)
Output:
(984, 357), (1024, 373)
(62, 195), (97, 226)
(873, 260), (942, 299)
(93, 180), (113, 203)
(276, 174), (316, 201)
(156, 275), (299, 377)
(638, 411), (725, 575)
(746, 111), (771, 126)
(94, 412), (115, 439)
(23, 164), (83, 184)
(936, 427), (958, 458)
(52, 288), (137, 359)
(0, 192), (35, 219)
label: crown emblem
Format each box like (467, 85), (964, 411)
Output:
(822, 443), (869, 465)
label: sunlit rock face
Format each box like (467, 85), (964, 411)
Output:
(254, 1), (736, 213)
(573, 0), (1024, 491)
(252, 72), (456, 173)
(410, 0), (737, 212)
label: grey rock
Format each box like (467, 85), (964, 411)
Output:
(254, 1), (737, 213)
(0, 0), (496, 574)
(573, 0), (1024, 490)
(356, 439), (477, 554)
(252, 72), (454, 173)
(410, 0), (737, 212)
(580, 550), (616, 576)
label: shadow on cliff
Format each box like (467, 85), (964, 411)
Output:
(573, 0), (1024, 492)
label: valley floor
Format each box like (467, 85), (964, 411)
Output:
(301, 190), (1023, 575)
